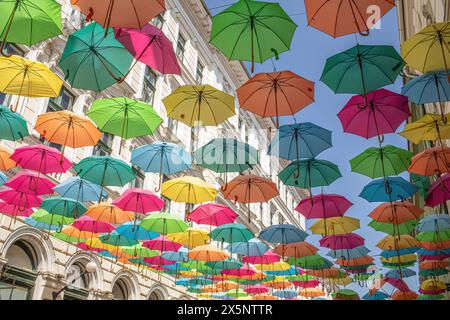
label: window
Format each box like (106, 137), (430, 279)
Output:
(260, 203), (264, 219)
(132, 165), (145, 188)
(47, 86), (75, 112)
(69, 8), (86, 29)
(112, 279), (130, 300)
(195, 60), (204, 84)
(93, 132), (114, 156)
(152, 14), (165, 29)
(168, 117), (178, 133)
(142, 67), (158, 104)
(64, 262), (90, 300)
(161, 175), (171, 211)
(176, 33), (186, 61)
(148, 290), (163, 300)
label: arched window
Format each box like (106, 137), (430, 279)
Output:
(5, 241), (37, 271)
(148, 289), (164, 300)
(63, 262), (90, 300)
(112, 278), (130, 300)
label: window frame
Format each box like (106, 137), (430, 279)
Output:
(176, 33), (186, 62)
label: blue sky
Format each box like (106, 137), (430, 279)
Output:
(204, 1), (417, 295)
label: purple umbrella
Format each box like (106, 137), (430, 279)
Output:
(425, 174), (450, 207)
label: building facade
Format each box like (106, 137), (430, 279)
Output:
(0, 0), (307, 300)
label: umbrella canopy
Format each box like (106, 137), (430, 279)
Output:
(35, 110), (101, 149)
(391, 290), (418, 300)
(210, 223), (254, 244)
(386, 268), (416, 279)
(5, 171), (55, 196)
(85, 203), (135, 224)
(53, 176), (106, 203)
(70, 0), (165, 30)
(268, 123), (332, 160)
(299, 288), (325, 298)
(273, 290), (298, 300)
(0, 172), (7, 186)
(24, 217), (59, 230)
(369, 201), (423, 224)
(112, 188), (164, 214)
(304, 0), (395, 38)
(409, 147), (450, 176)
(310, 216), (360, 235)
(362, 291), (390, 300)
(359, 177), (418, 202)
(369, 220), (418, 235)
(259, 224), (308, 244)
(114, 24), (180, 75)
(188, 204), (237, 226)
(31, 209), (73, 227)
(327, 246), (370, 260)
(400, 113), (450, 144)
(167, 228), (210, 249)
(320, 233), (365, 250)
(377, 235), (420, 251)
(162, 176), (217, 204)
(295, 194), (352, 219)
(194, 138), (258, 174)
(350, 146), (412, 179)
(74, 156), (135, 187)
(161, 248), (188, 262)
(143, 236), (182, 252)
(417, 214), (450, 233)
(11, 145), (72, 174)
(321, 44), (404, 95)
(210, 0), (297, 72)
(73, 215), (115, 233)
(98, 232), (138, 247)
(55, 225), (98, 242)
(0, 0), (62, 54)
(40, 196), (87, 219)
(338, 88), (410, 139)
(0, 106), (28, 141)
(221, 175), (278, 203)
(402, 22), (450, 75)
(115, 221), (159, 241)
(140, 212), (188, 235)
(245, 284), (269, 295)
(58, 22), (133, 92)
(226, 239), (269, 257)
(88, 97), (162, 140)
(243, 251), (280, 265)
(0, 148), (15, 171)
(188, 245), (230, 262)
(402, 70), (450, 105)
(273, 242), (319, 258)
(162, 85), (235, 127)
(425, 174), (450, 207)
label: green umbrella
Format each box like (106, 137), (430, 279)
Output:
(74, 156), (135, 189)
(411, 173), (431, 198)
(210, 223), (254, 244)
(278, 158), (341, 188)
(210, 0), (297, 72)
(416, 230), (450, 242)
(31, 209), (74, 227)
(98, 232), (139, 247)
(368, 220), (418, 236)
(350, 145), (412, 179)
(88, 97), (162, 140)
(288, 254), (333, 269)
(182, 260), (211, 272)
(0, 0), (62, 55)
(140, 212), (189, 235)
(122, 244), (159, 258)
(51, 231), (81, 243)
(321, 44), (404, 97)
(58, 22), (133, 92)
(0, 105), (29, 141)
(225, 289), (248, 298)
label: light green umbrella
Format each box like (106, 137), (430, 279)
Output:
(122, 244), (159, 258)
(369, 220), (418, 236)
(140, 212), (189, 235)
(31, 209), (74, 227)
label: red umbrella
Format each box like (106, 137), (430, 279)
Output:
(295, 194), (352, 219)
(112, 188), (164, 214)
(292, 280), (321, 288)
(144, 256), (176, 266)
(0, 200), (33, 217)
(188, 203), (238, 226)
(222, 265), (256, 277)
(4, 172), (56, 196)
(245, 284), (269, 295)
(425, 174), (450, 207)
(143, 236), (181, 252)
(0, 189), (42, 209)
(319, 233), (365, 250)
(11, 145), (72, 174)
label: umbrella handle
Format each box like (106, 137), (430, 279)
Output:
(358, 30), (370, 37)
(0, 42), (12, 57)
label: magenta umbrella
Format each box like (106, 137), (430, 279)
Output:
(382, 277), (411, 292)
(425, 174), (450, 207)
(295, 194), (352, 219)
(114, 24), (181, 76)
(112, 188), (164, 214)
(11, 145), (72, 174)
(221, 265), (256, 277)
(245, 284), (269, 295)
(4, 172), (56, 196)
(319, 233), (365, 250)
(144, 256), (177, 266)
(242, 250), (280, 264)
(0, 200), (33, 217)
(0, 189), (42, 209)
(188, 203), (238, 226)
(77, 242), (104, 253)
(338, 89), (410, 142)
(72, 216), (115, 233)
(143, 236), (181, 252)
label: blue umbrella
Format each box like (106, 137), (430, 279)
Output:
(206, 258), (243, 270)
(39, 197), (87, 218)
(268, 123), (332, 160)
(115, 221), (159, 241)
(417, 248), (450, 256)
(273, 290), (298, 299)
(162, 248), (189, 262)
(175, 278), (192, 286)
(402, 70), (450, 104)
(362, 291), (390, 300)
(327, 246), (370, 259)
(416, 214), (450, 233)
(0, 172), (7, 185)
(53, 176), (107, 203)
(226, 238), (269, 256)
(164, 262), (190, 272)
(187, 278), (212, 286)
(266, 266), (298, 276)
(24, 217), (60, 231)
(97, 251), (116, 259)
(359, 177), (418, 202)
(98, 231), (139, 247)
(259, 224), (308, 244)
(385, 268), (416, 279)
(380, 247), (418, 258)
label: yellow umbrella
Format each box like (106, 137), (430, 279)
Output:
(179, 270), (203, 278)
(309, 216), (360, 235)
(299, 288), (325, 298)
(85, 238), (117, 251)
(376, 234), (420, 251)
(420, 279), (446, 291)
(400, 113), (450, 144)
(0, 147), (16, 171)
(188, 245), (230, 262)
(324, 276), (353, 286)
(85, 203), (135, 224)
(380, 254), (417, 264)
(162, 85), (235, 127)
(162, 176), (218, 204)
(402, 22), (450, 75)
(255, 261), (291, 272)
(166, 228), (210, 249)
(0, 55), (62, 111)
(201, 285), (223, 293)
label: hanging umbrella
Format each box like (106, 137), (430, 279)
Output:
(321, 44), (404, 95)
(400, 113), (450, 145)
(0, 105), (28, 140)
(425, 174), (450, 207)
(40, 196), (87, 219)
(259, 224), (308, 245)
(295, 194), (352, 219)
(359, 177), (418, 202)
(338, 88), (410, 141)
(115, 221), (159, 241)
(143, 236), (182, 252)
(167, 228), (210, 249)
(273, 290), (298, 300)
(11, 144), (72, 174)
(188, 203), (237, 226)
(402, 22), (450, 77)
(409, 147), (450, 176)
(210, 0), (297, 72)
(0, 172), (7, 186)
(207, 259), (243, 271)
(362, 291), (390, 300)
(273, 241), (318, 258)
(0, 147), (15, 171)
(222, 265), (256, 277)
(114, 24), (180, 76)
(162, 85), (235, 127)
(0, 0), (62, 55)
(350, 146), (412, 178)
(299, 288), (325, 298)
(252, 295), (277, 300)
(31, 209), (73, 228)
(98, 231), (138, 247)
(188, 245), (230, 262)
(73, 215), (115, 234)
(369, 219), (418, 235)
(377, 235), (420, 251)
(24, 216), (59, 231)
(243, 251), (280, 265)
(112, 188), (164, 215)
(411, 173), (432, 198)
(304, 0), (395, 38)
(54, 225), (98, 243)
(236, 71), (314, 127)
(210, 223), (254, 244)
(85, 203), (135, 224)
(53, 176), (106, 203)
(0, 200), (33, 218)
(391, 290), (418, 300)
(140, 212), (188, 235)
(161, 248), (188, 262)
(310, 216), (360, 236)
(226, 239), (269, 257)
(278, 158), (341, 188)
(58, 22), (133, 92)
(162, 176), (217, 205)
(0, 188), (41, 209)
(417, 214), (450, 233)
(320, 233), (365, 250)
(245, 284), (269, 295)
(327, 246), (370, 260)
(268, 123), (332, 160)
(255, 261), (291, 272)
(368, 201), (423, 224)
(386, 268), (416, 279)
(4, 171), (55, 196)
(289, 254), (333, 270)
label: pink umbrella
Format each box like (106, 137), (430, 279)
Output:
(292, 280), (321, 288)
(245, 284), (269, 295)
(319, 233), (365, 250)
(0, 189), (42, 209)
(188, 203), (238, 226)
(148, 265), (169, 271)
(72, 216), (115, 233)
(420, 253), (450, 260)
(144, 256), (177, 266)
(338, 89), (410, 141)
(0, 200), (33, 217)
(143, 236), (181, 252)
(295, 194), (352, 219)
(221, 265), (256, 277)
(112, 188), (164, 214)
(425, 174), (450, 207)
(382, 277), (411, 292)
(114, 24), (181, 76)
(4, 171), (56, 196)
(11, 145), (72, 174)
(77, 242), (104, 253)
(242, 250), (280, 264)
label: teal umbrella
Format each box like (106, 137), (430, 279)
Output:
(0, 105), (29, 141)
(39, 197), (87, 219)
(210, 223), (254, 244)
(58, 22), (133, 92)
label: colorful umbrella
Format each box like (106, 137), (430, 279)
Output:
(143, 236), (182, 252)
(409, 147), (450, 176)
(167, 228), (210, 249)
(0, 106), (28, 141)
(53, 177), (106, 203)
(226, 239), (269, 257)
(400, 113), (450, 145)
(295, 194), (352, 219)
(73, 215), (115, 234)
(327, 246), (370, 260)
(391, 290), (418, 300)
(359, 177), (418, 202)
(210, 223), (254, 244)
(425, 174), (450, 207)
(188, 245), (229, 262)
(245, 284), (269, 295)
(188, 204), (237, 226)
(39, 196), (87, 219)
(310, 216), (360, 236)
(273, 242), (318, 258)
(0, 200), (33, 217)
(4, 171), (55, 196)
(140, 212), (188, 235)
(0, 188), (41, 209)
(320, 233), (365, 250)
(369, 201), (423, 224)
(98, 231), (138, 247)
(417, 214), (450, 233)
(162, 176), (217, 204)
(243, 251), (280, 265)
(24, 216), (59, 230)
(377, 235), (420, 251)
(115, 221), (159, 241)
(210, 0), (297, 72)
(31, 209), (73, 228)
(11, 144), (72, 174)
(259, 224), (308, 244)
(369, 219), (418, 235)
(85, 203), (135, 224)
(112, 188), (164, 215)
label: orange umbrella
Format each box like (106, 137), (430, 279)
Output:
(299, 287), (325, 298)
(377, 234), (420, 251)
(252, 295), (277, 301)
(216, 281), (240, 291)
(61, 225), (99, 240)
(0, 147), (16, 171)
(336, 255), (374, 267)
(420, 240), (450, 250)
(419, 260), (449, 270)
(408, 147), (450, 176)
(202, 285), (223, 293)
(391, 290), (418, 300)
(264, 279), (291, 289)
(236, 71), (314, 127)
(369, 202), (423, 224)
(86, 203), (135, 224)
(304, 0), (396, 38)
(188, 245), (230, 262)
(273, 241), (319, 258)
(35, 110), (102, 149)
(306, 268), (342, 278)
